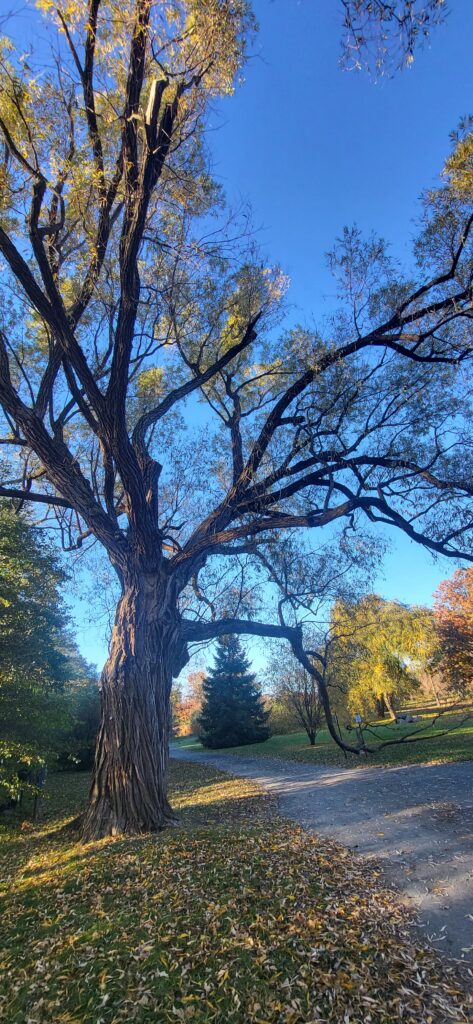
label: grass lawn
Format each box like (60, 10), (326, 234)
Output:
(174, 709), (473, 769)
(1, 766), (471, 1023)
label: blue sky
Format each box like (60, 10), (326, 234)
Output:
(72, 0), (473, 668)
(207, 0), (473, 596)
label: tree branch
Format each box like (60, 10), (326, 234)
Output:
(133, 316), (261, 455)
(180, 616), (303, 645)
(0, 485), (73, 508)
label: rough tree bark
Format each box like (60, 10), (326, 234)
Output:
(81, 568), (185, 840)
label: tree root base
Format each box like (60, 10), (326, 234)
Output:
(80, 804), (179, 843)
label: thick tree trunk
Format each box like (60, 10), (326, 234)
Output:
(81, 570), (184, 841)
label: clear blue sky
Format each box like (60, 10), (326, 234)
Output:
(71, 0), (473, 669)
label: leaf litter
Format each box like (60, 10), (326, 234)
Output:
(0, 762), (471, 1024)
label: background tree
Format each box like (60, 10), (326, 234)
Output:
(399, 605), (446, 706)
(170, 670), (204, 737)
(170, 682), (185, 738)
(58, 654), (100, 770)
(263, 694), (301, 736)
(187, 671), (206, 736)
(0, 500), (98, 799)
(330, 596), (426, 720)
(0, 498), (70, 795)
(434, 568), (473, 696)
(270, 654), (322, 745)
(0, 0), (472, 838)
(0, 501), (69, 692)
(199, 636), (269, 748)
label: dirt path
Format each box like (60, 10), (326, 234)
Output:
(171, 747), (473, 964)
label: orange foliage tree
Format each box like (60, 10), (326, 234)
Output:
(171, 671), (204, 737)
(434, 570), (473, 697)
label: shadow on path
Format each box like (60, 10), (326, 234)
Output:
(171, 747), (473, 964)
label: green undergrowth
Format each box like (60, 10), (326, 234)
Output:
(174, 710), (473, 769)
(0, 765), (471, 1023)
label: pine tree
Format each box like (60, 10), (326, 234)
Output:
(199, 636), (270, 749)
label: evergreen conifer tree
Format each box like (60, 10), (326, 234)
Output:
(199, 636), (270, 749)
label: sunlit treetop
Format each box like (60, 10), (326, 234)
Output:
(34, 0), (254, 93)
(0, 0), (254, 270)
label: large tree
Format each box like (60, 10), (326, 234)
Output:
(0, 0), (472, 839)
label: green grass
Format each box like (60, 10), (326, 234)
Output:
(173, 709), (473, 768)
(1, 766), (471, 1023)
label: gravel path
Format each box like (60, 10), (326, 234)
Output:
(171, 747), (473, 964)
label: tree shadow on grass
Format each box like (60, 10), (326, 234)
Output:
(0, 763), (274, 902)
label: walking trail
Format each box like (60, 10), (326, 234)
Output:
(171, 747), (473, 964)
